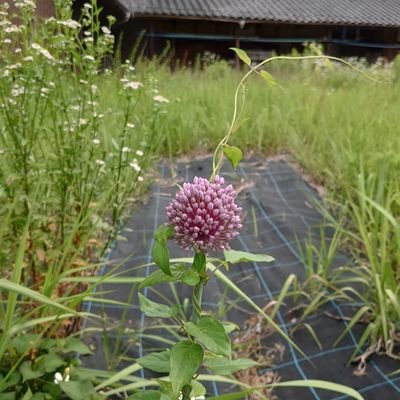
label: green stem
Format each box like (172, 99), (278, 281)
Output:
(181, 383), (191, 399)
(210, 54), (380, 181)
(191, 280), (204, 324)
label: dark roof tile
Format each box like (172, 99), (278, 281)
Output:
(121, 0), (400, 27)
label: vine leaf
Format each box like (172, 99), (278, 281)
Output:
(223, 145), (243, 169)
(224, 249), (274, 264)
(185, 316), (231, 357)
(204, 357), (259, 375)
(137, 351), (171, 373)
(152, 225), (174, 275)
(138, 293), (179, 318)
(259, 70), (276, 86)
(229, 47), (251, 66)
(170, 341), (203, 397)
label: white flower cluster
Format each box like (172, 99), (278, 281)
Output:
(54, 368), (70, 384)
(122, 80), (143, 90)
(153, 95), (169, 103)
(14, 0), (36, 10)
(31, 43), (55, 63)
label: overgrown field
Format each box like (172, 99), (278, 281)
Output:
(1, 0), (400, 398)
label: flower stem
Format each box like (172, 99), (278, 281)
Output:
(182, 384), (191, 399)
(191, 280), (204, 324)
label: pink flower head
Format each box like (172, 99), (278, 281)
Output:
(166, 175), (242, 252)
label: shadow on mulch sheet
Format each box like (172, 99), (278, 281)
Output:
(82, 155), (400, 400)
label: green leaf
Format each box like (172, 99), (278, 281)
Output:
(259, 70), (276, 86)
(181, 269), (200, 286)
(139, 269), (179, 289)
(153, 225), (175, 241)
(224, 249), (274, 264)
(223, 145), (243, 169)
(192, 252), (206, 274)
(190, 380), (206, 397)
(229, 47), (251, 66)
(204, 357), (259, 375)
(59, 380), (95, 400)
(0, 393), (16, 400)
(223, 322), (239, 334)
(10, 334), (39, 354)
(31, 394), (47, 400)
(0, 371), (21, 392)
(138, 293), (179, 318)
(272, 380), (364, 400)
(185, 316), (231, 357)
(63, 337), (92, 355)
(128, 390), (162, 400)
(19, 361), (44, 382)
(137, 351), (171, 373)
(208, 390), (255, 400)
(170, 341), (203, 397)
(36, 352), (65, 372)
(152, 240), (171, 276)
(153, 379), (173, 394)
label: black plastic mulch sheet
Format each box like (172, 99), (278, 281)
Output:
(83, 156), (400, 400)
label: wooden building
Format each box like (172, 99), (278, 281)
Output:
(0, 0), (54, 19)
(83, 0), (400, 63)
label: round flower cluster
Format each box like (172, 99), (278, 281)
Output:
(166, 176), (242, 252)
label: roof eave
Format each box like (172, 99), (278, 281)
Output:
(130, 13), (400, 29)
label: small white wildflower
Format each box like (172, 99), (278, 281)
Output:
(83, 55), (95, 62)
(5, 25), (20, 33)
(41, 88), (49, 94)
(96, 159), (105, 166)
(83, 2), (92, 9)
(57, 19), (81, 29)
(83, 30), (91, 37)
(31, 43), (55, 62)
(101, 26), (111, 35)
(153, 95), (169, 103)
(138, 176), (144, 182)
(2, 69), (10, 78)
(9, 63), (21, 70)
(94, 113), (104, 119)
(84, 37), (94, 43)
(79, 118), (88, 126)
(79, 79), (88, 85)
(15, 0), (36, 9)
(54, 372), (63, 384)
(129, 162), (141, 172)
(124, 81), (143, 90)
(91, 84), (97, 93)
(136, 150), (144, 156)
(127, 123), (135, 129)
(122, 146), (130, 153)
(3, 38), (11, 44)
(48, 81), (55, 88)
(54, 368), (70, 384)
(23, 56), (33, 62)
(92, 138), (100, 145)
(11, 86), (24, 97)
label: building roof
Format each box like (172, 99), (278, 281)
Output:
(120, 0), (400, 27)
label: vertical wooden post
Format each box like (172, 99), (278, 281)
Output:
(326, 28), (333, 55)
(235, 37), (240, 70)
